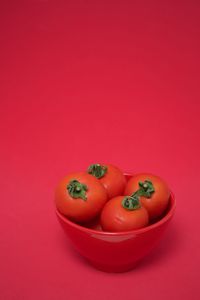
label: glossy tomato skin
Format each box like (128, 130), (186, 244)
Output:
(98, 164), (126, 198)
(100, 196), (149, 232)
(124, 173), (170, 220)
(55, 172), (108, 223)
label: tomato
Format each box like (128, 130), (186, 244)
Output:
(55, 172), (108, 223)
(87, 163), (126, 198)
(100, 195), (149, 232)
(124, 173), (170, 220)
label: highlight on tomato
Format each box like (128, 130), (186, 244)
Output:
(55, 172), (108, 223)
(87, 163), (126, 198)
(100, 195), (149, 232)
(124, 173), (170, 220)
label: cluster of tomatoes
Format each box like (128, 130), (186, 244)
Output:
(55, 164), (170, 232)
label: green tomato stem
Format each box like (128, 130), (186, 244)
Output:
(122, 179), (155, 210)
(137, 180), (155, 198)
(122, 195), (141, 210)
(87, 164), (107, 179)
(67, 180), (88, 201)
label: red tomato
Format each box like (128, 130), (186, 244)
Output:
(87, 163), (126, 198)
(100, 196), (149, 232)
(55, 172), (108, 223)
(124, 173), (170, 220)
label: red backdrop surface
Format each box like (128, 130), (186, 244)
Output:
(0, 1), (200, 299)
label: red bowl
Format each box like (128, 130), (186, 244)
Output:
(55, 173), (176, 272)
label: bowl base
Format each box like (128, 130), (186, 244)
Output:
(88, 260), (139, 273)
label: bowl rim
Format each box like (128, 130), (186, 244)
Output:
(55, 173), (176, 236)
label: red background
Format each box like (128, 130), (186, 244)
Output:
(1, 0), (200, 299)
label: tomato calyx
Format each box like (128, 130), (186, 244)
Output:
(67, 180), (88, 201)
(137, 180), (155, 198)
(122, 195), (141, 210)
(122, 180), (155, 210)
(87, 164), (107, 179)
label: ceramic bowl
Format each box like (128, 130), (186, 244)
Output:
(55, 173), (176, 272)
